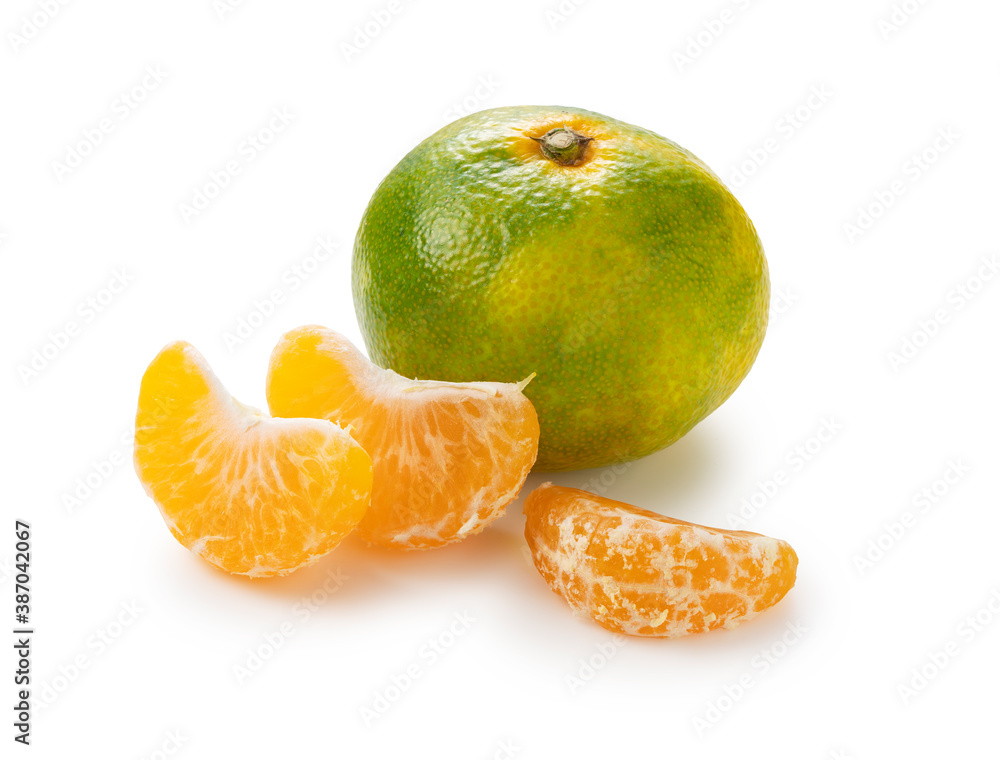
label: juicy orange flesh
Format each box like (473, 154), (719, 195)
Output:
(524, 484), (797, 637)
(266, 326), (539, 549)
(134, 341), (372, 577)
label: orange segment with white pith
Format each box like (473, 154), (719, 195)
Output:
(524, 484), (798, 637)
(133, 341), (372, 577)
(266, 326), (539, 550)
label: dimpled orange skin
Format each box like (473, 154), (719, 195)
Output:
(524, 484), (798, 637)
(133, 341), (373, 577)
(353, 105), (769, 472)
(266, 326), (539, 550)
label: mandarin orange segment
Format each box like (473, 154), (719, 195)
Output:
(265, 326), (539, 549)
(523, 484), (798, 637)
(133, 341), (372, 577)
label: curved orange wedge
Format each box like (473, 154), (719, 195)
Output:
(134, 341), (372, 577)
(266, 326), (539, 549)
(524, 484), (798, 637)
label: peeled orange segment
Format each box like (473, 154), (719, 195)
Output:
(266, 326), (539, 550)
(133, 341), (372, 577)
(524, 484), (798, 638)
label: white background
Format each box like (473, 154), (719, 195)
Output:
(3, 0), (999, 757)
